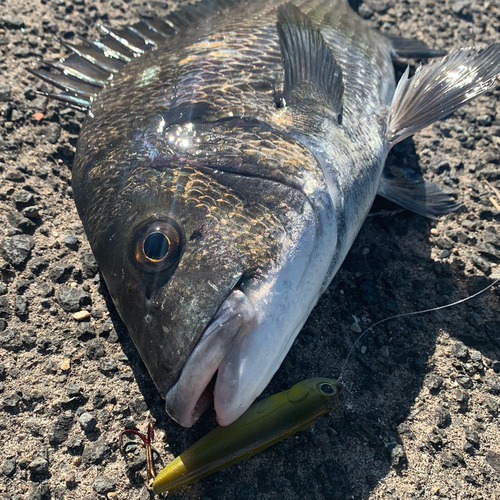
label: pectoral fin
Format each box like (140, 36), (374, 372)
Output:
(389, 36), (447, 59)
(378, 165), (461, 219)
(387, 43), (500, 147)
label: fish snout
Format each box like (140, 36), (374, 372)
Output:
(165, 288), (256, 427)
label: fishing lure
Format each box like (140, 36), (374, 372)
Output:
(152, 378), (342, 493)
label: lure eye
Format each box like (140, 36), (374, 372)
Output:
(132, 218), (183, 272)
(318, 382), (335, 395)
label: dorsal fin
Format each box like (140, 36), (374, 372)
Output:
(25, 0), (239, 110)
(276, 3), (344, 122)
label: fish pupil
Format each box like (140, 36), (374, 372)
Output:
(319, 383), (334, 394)
(143, 232), (170, 261)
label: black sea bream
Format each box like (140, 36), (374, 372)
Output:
(29, 0), (500, 427)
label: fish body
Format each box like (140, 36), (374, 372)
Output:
(152, 378), (343, 492)
(30, 0), (500, 427)
(75, 0), (391, 427)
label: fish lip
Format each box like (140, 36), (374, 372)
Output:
(164, 287), (256, 427)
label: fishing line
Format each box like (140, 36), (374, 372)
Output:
(338, 276), (500, 382)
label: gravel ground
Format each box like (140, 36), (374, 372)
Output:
(0, 0), (500, 499)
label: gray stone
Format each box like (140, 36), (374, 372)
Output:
(66, 384), (82, 398)
(425, 374), (444, 392)
(28, 457), (48, 475)
(86, 338), (105, 359)
(3, 458), (16, 477)
(130, 396), (148, 415)
(7, 210), (36, 232)
(49, 263), (74, 283)
(429, 158), (450, 175)
(1, 15), (24, 29)
(0, 329), (22, 352)
(57, 286), (91, 312)
(364, 0), (393, 13)
(451, 341), (468, 360)
(0, 84), (11, 102)
(485, 450), (500, 473)
(358, 4), (374, 18)
(78, 412), (97, 432)
(98, 357), (117, 373)
(48, 412), (74, 445)
(476, 115), (492, 126)
(391, 444), (407, 469)
(63, 235), (79, 249)
(80, 252), (98, 277)
(2, 392), (21, 409)
(27, 483), (50, 500)
(0, 235), (35, 266)
(29, 257), (48, 274)
(485, 375), (500, 395)
(436, 406), (452, 428)
(465, 430), (480, 447)
(83, 442), (111, 464)
(470, 253), (491, 275)
(92, 475), (116, 494)
(441, 451), (465, 468)
(76, 322), (95, 340)
(40, 123), (61, 144)
(14, 295), (28, 317)
(478, 242), (500, 262)
(457, 375), (473, 389)
(12, 191), (34, 208)
(22, 206), (40, 219)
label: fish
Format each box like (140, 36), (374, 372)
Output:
(27, 0), (500, 428)
(152, 378), (343, 493)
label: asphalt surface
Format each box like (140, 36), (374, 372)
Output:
(0, 1), (499, 499)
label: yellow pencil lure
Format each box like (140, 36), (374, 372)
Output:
(152, 378), (342, 493)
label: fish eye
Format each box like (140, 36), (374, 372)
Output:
(132, 218), (183, 272)
(318, 382), (335, 395)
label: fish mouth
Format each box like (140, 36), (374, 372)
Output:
(164, 287), (256, 428)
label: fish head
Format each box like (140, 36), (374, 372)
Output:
(74, 114), (334, 427)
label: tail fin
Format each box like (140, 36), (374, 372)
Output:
(387, 43), (500, 147)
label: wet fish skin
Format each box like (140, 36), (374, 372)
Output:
(72, 0), (387, 423)
(42, 0), (500, 427)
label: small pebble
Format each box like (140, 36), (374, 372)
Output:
(350, 322), (361, 333)
(439, 249), (451, 259)
(1, 14), (25, 29)
(451, 341), (468, 360)
(78, 412), (97, 432)
(93, 475), (116, 494)
(28, 457), (49, 475)
(57, 286), (91, 312)
(73, 310), (91, 321)
(3, 458), (16, 477)
(60, 358), (71, 371)
(425, 374), (444, 393)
